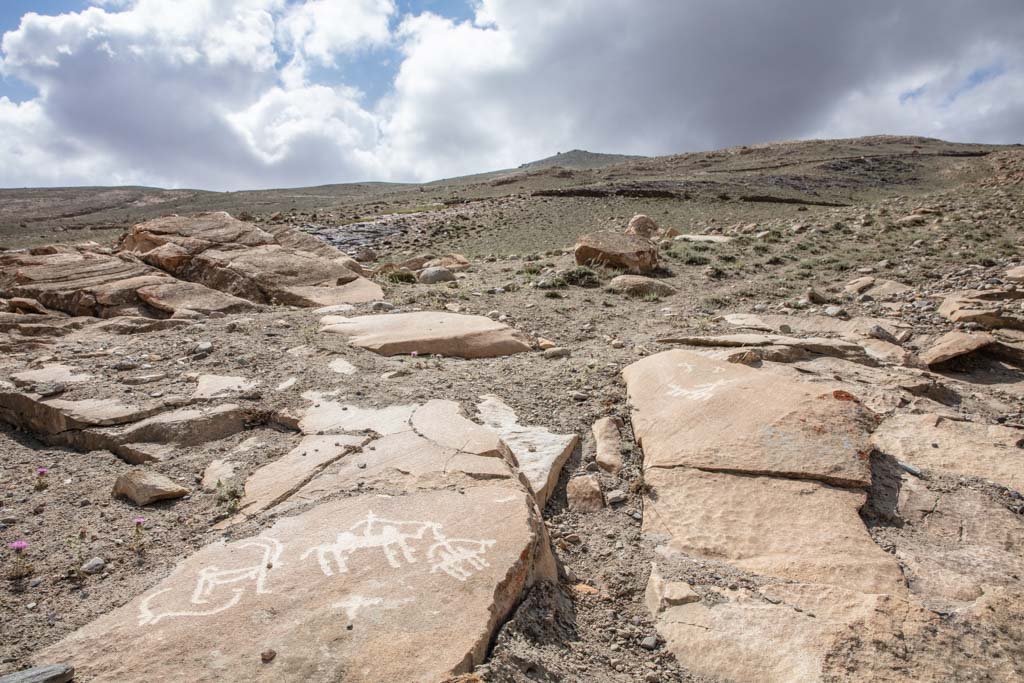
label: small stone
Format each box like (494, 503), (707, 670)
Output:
(261, 649), (277, 663)
(824, 305), (847, 318)
(417, 267), (456, 284)
(606, 490), (627, 505)
(640, 635), (658, 650)
(81, 557), (105, 575)
(543, 347), (570, 359)
(112, 470), (189, 506)
(537, 337), (557, 350)
(192, 341), (213, 356)
(567, 475), (604, 513)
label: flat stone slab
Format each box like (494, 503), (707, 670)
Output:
(319, 312), (532, 358)
(656, 333), (870, 363)
(476, 395), (578, 507)
(643, 467), (906, 595)
(623, 350), (874, 487)
(872, 413), (1024, 493)
(136, 281), (255, 315)
(193, 375), (258, 399)
(9, 364), (92, 387)
(41, 486), (547, 683)
(918, 331), (994, 366)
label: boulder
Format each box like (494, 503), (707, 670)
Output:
(112, 470), (189, 506)
(318, 312), (532, 359)
(417, 267), (456, 284)
(574, 230), (659, 274)
(606, 275), (677, 297)
(918, 331), (995, 367)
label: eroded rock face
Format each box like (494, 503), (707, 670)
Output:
(318, 312), (532, 359)
(573, 230), (659, 274)
(938, 289), (1024, 330)
(605, 275), (676, 298)
(119, 213), (383, 307)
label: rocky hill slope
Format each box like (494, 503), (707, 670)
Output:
(1, 136), (1023, 682)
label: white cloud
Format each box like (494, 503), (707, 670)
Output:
(0, 0), (1022, 189)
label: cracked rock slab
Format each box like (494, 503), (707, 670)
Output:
(39, 485), (551, 683)
(623, 350), (875, 487)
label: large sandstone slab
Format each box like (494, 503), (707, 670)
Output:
(136, 281), (255, 315)
(643, 468), (905, 594)
(872, 413), (1024, 493)
(918, 331), (995, 366)
(319, 312), (532, 359)
(938, 289), (1024, 330)
(623, 350), (875, 487)
(41, 486), (550, 682)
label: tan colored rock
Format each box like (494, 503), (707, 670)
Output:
(567, 475), (603, 512)
(136, 281), (255, 315)
(573, 230), (659, 274)
(592, 416), (623, 474)
(236, 435), (370, 517)
(624, 214), (660, 240)
(410, 400), (510, 459)
(10, 364), (92, 387)
(476, 395), (578, 507)
(1006, 265), (1024, 283)
(673, 234), (731, 244)
(192, 375), (258, 400)
(872, 413), (1024, 493)
(113, 469), (189, 506)
(299, 398), (416, 436)
(918, 330), (995, 366)
(606, 275), (676, 297)
(42, 485), (551, 682)
(200, 459), (237, 492)
(938, 290), (1024, 329)
(623, 350), (874, 487)
(656, 333), (870, 363)
(643, 468), (904, 594)
(423, 253), (471, 272)
(8, 297), (49, 314)
(644, 565), (700, 615)
(844, 276), (912, 299)
(328, 357), (357, 375)
(319, 312), (532, 359)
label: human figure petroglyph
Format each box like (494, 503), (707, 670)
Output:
(303, 511), (495, 582)
(138, 538), (283, 625)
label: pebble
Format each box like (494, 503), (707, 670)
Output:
(606, 490), (627, 505)
(640, 635), (658, 650)
(81, 557), (105, 575)
(543, 347), (570, 359)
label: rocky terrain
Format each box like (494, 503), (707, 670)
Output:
(1, 135), (1023, 682)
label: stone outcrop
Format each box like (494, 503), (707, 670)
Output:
(573, 230), (659, 274)
(938, 289), (1024, 330)
(318, 312), (532, 359)
(605, 275), (677, 298)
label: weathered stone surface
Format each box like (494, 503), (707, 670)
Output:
(723, 312), (908, 342)
(623, 350), (874, 487)
(574, 230), (659, 274)
(592, 416), (623, 473)
(298, 398), (416, 436)
(113, 469), (189, 506)
(872, 413), (1024, 493)
(0, 391), (166, 435)
(657, 333), (871, 363)
(9, 364), (92, 387)
(844, 276), (912, 299)
(476, 395), (578, 507)
(567, 475), (604, 512)
(120, 213), (381, 307)
(918, 331), (995, 366)
(193, 375), (257, 400)
(673, 234), (731, 244)
(410, 400), (510, 459)
(328, 357), (357, 375)
(319, 312), (531, 359)
(605, 275), (676, 297)
(644, 468), (904, 594)
(201, 459), (237, 492)
(236, 435), (370, 517)
(422, 254), (470, 272)
(938, 289), (1024, 329)
(1007, 264), (1024, 283)
(652, 581), (929, 683)
(0, 664), (74, 683)
(136, 281), (255, 315)
(42, 486), (550, 683)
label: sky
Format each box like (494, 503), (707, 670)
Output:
(0, 1), (1022, 190)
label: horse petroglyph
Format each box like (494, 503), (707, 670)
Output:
(303, 511), (496, 581)
(138, 538), (283, 626)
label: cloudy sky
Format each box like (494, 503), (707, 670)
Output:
(1, 0), (1022, 190)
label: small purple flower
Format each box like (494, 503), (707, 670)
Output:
(8, 540), (28, 552)
(133, 517), (146, 525)
(36, 467), (48, 475)
(410, 351), (419, 357)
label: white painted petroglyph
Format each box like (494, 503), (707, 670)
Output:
(138, 538), (283, 626)
(666, 379), (735, 402)
(303, 512), (495, 582)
